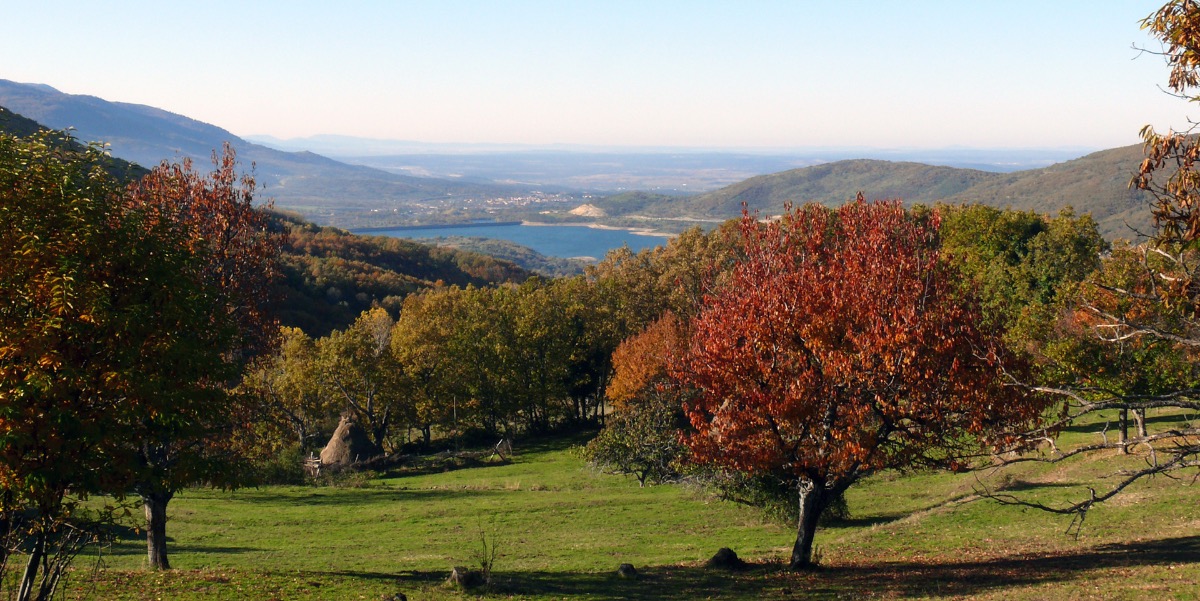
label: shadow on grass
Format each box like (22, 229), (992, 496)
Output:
(992, 479), (1079, 493)
(100, 539), (263, 558)
(376, 455), (511, 480)
(355, 535), (1199, 600)
(818, 535), (1200, 599)
(215, 485), (509, 507)
(513, 430), (596, 456)
(1059, 411), (1193, 435)
(490, 566), (785, 601)
(376, 430), (595, 480)
(823, 513), (907, 529)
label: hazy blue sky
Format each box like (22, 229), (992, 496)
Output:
(2, 1), (1188, 149)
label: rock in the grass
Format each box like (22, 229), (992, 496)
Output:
(448, 566), (485, 589)
(707, 547), (747, 570)
(380, 594), (407, 601)
(616, 563), (638, 578)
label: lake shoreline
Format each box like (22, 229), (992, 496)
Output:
(366, 221), (670, 259)
(355, 219), (675, 239)
(519, 220), (674, 238)
(351, 221), (522, 233)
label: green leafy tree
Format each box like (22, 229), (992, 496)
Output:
(987, 1), (1200, 518)
(392, 288), (469, 445)
(547, 276), (620, 424)
(448, 286), (513, 434)
(939, 205), (1105, 337)
(0, 133), (281, 593)
(0, 131), (149, 600)
(242, 326), (336, 453)
(584, 313), (687, 486)
(317, 308), (407, 452)
(588, 224), (741, 336)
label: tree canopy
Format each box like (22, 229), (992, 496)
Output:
(0, 133), (284, 592)
(673, 198), (1043, 569)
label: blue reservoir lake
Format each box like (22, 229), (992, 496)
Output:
(368, 222), (670, 260)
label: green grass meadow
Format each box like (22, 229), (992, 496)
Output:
(62, 419), (1200, 600)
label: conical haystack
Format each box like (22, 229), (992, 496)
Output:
(320, 415), (379, 465)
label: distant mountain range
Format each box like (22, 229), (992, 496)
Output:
(250, 133), (1092, 193)
(0, 79), (1156, 239)
(0, 80), (533, 223)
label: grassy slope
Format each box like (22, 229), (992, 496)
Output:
(67, 413), (1199, 601)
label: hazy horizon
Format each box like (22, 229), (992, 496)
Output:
(1, 1), (1185, 151)
(244, 131), (1102, 155)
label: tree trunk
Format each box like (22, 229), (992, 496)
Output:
(1134, 409), (1148, 438)
(422, 424), (431, 446)
(789, 480), (827, 570)
(17, 530), (45, 601)
(143, 491), (174, 570)
(1118, 408), (1130, 454)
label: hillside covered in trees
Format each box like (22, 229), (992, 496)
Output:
(274, 214), (533, 335)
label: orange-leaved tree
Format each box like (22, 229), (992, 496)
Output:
(584, 313), (688, 487)
(673, 197), (1044, 569)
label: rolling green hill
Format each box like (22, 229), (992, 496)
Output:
(676, 145), (1153, 240)
(678, 160), (995, 217)
(941, 144), (1152, 239)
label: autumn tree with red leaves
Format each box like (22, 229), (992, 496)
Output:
(124, 145), (282, 570)
(673, 197), (1043, 569)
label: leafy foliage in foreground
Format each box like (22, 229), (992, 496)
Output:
(0, 130), (283, 595)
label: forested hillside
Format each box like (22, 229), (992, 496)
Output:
(0, 105), (43, 137)
(275, 214), (534, 335)
(941, 144), (1152, 238)
(677, 160), (993, 217)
